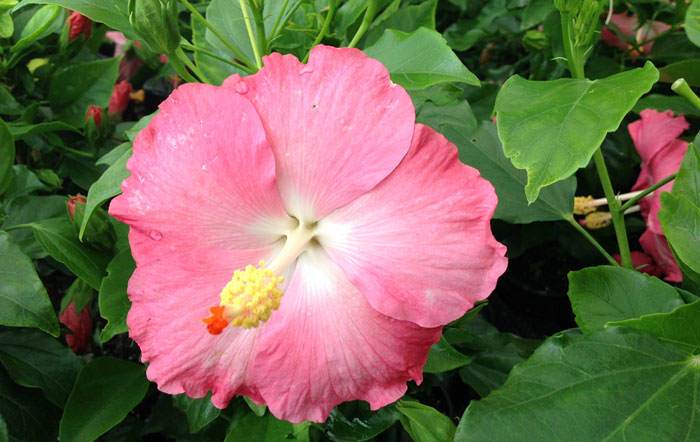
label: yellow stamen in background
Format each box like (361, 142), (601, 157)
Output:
(218, 260), (284, 329)
(574, 196), (596, 215)
(582, 212), (612, 230)
(129, 89), (145, 103)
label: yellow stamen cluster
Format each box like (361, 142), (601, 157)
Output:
(583, 212), (612, 229)
(574, 196), (596, 215)
(219, 261), (284, 329)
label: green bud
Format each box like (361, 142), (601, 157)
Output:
(523, 30), (550, 51)
(67, 195), (115, 252)
(128, 0), (180, 54)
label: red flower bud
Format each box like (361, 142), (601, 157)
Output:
(59, 302), (93, 354)
(67, 11), (92, 41)
(66, 194), (87, 221)
(85, 105), (103, 127)
(108, 80), (133, 116)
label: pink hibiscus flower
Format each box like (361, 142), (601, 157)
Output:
(59, 302), (93, 354)
(614, 250), (662, 278)
(110, 46), (507, 423)
(601, 12), (670, 56)
(628, 109), (688, 282)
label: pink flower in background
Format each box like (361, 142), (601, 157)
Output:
(614, 251), (662, 278)
(106, 31), (128, 56)
(59, 302), (93, 354)
(84, 105), (103, 127)
(628, 109), (688, 282)
(601, 13), (670, 56)
(66, 194), (86, 220)
(108, 80), (133, 116)
(110, 46), (507, 423)
(67, 11), (92, 41)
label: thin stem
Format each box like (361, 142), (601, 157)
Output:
(177, 0), (253, 69)
(168, 52), (198, 83)
(239, 0), (263, 69)
(620, 173), (677, 212)
(251, 2), (268, 54)
(593, 149), (633, 268)
(181, 42), (253, 74)
(269, 0), (291, 39)
(672, 78), (700, 112)
(348, 0), (378, 48)
(566, 216), (619, 266)
(176, 47), (210, 83)
(303, 1), (337, 63)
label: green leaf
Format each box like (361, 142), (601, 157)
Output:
(634, 94), (700, 118)
(396, 400), (456, 442)
(244, 396), (267, 417)
(325, 403), (399, 442)
(205, 0), (255, 68)
(424, 336), (472, 373)
(611, 301), (700, 350)
(0, 329), (82, 407)
(567, 266), (686, 333)
(98, 247), (133, 343)
(0, 119), (14, 197)
(659, 59), (700, 87)
(30, 217), (109, 290)
(48, 58), (121, 127)
(173, 394), (221, 433)
(0, 231), (59, 336)
(686, 0), (700, 47)
(495, 63), (658, 202)
(80, 147), (130, 239)
(415, 117), (575, 223)
(660, 144), (700, 274)
(21, 0), (133, 36)
(11, 4), (62, 53)
(364, 27), (480, 90)
(59, 358), (149, 442)
(521, 0), (555, 30)
(8, 121), (78, 139)
(364, 0), (437, 46)
(0, 85), (22, 115)
(2, 195), (66, 258)
(0, 13), (12, 39)
(0, 368), (59, 442)
(224, 411), (304, 442)
(0, 414), (7, 442)
(456, 329), (700, 442)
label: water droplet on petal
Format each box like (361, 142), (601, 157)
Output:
(149, 230), (163, 241)
(234, 81), (248, 94)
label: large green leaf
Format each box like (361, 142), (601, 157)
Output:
(0, 231), (58, 336)
(424, 336), (472, 373)
(205, 0), (255, 68)
(80, 147), (130, 239)
(634, 94), (700, 118)
(0, 329), (82, 407)
(611, 301), (700, 351)
(21, 0), (133, 36)
(30, 217), (109, 290)
(48, 58), (121, 127)
(686, 0), (700, 47)
(364, 27), (479, 90)
(224, 411), (305, 442)
(495, 63), (658, 202)
(659, 59), (700, 87)
(2, 195), (66, 259)
(0, 119), (14, 196)
(660, 144), (700, 274)
(568, 266), (686, 333)
(98, 247), (134, 343)
(59, 358), (149, 442)
(456, 329), (700, 442)
(324, 403), (399, 442)
(0, 369), (59, 442)
(396, 400), (455, 442)
(173, 394), (220, 433)
(364, 0), (437, 46)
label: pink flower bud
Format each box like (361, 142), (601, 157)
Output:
(67, 11), (92, 41)
(66, 194), (87, 221)
(108, 80), (133, 116)
(59, 302), (93, 354)
(85, 105), (103, 127)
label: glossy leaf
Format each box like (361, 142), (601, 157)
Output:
(611, 300), (700, 350)
(48, 58), (121, 126)
(31, 217), (109, 290)
(0, 329), (82, 407)
(59, 358), (149, 442)
(0, 369), (59, 442)
(22, 0), (133, 36)
(456, 330), (700, 442)
(98, 247), (134, 343)
(364, 27), (479, 89)
(659, 59), (700, 87)
(424, 336), (472, 373)
(205, 0), (254, 68)
(2, 195), (66, 259)
(173, 394), (221, 433)
(568, 266), (686, 333)
(325, 403), (399, 442)
(396, 400), (456, 442)
(0, 231), (59, 336)
(495, 63), (658, 202)
(634, 94), (700, 118)
(224, 411), (305, 442)
(686, 0), (700, 47)
(80, 147), (130, 239)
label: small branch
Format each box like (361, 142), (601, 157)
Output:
(620, 173), (677, 212)
(348, 0), (378, 48)
(239, 0), (263, 69)
(303, 1), (337, 62)
(566, 216), (619, 266)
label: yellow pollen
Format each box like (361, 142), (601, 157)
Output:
(582, 212), (612, 230)
(219, 260), (284, 329)
(574, 196), (596, 215)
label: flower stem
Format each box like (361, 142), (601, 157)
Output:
(348, 0), (378, 48)
(180, 42), (253, 74)
(672, 78), (700, 112)
(619, 173), (677, 212)
(239, 0), (263, 70)
(566, 216), (619, 266)
(168, 52), (199, 83)
(560, 12), (585, 79)
(593, 149), (633, 268)
(177, 0), (253, 69)
(175, 46), (210, 83)
(303, 0), (337, 62)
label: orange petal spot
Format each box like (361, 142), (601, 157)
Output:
(202, 306), (228, 335)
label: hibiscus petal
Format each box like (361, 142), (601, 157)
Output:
(628, 109), (689, 164)
(317, 124), (507, 328)
(224, 45), (415, 221)
(110, 82), (292, 255)
(639, 229), (682, 283)
(251, 249), (441, 423)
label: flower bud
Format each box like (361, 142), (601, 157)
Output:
(108, 80), (133, 117)
(67, 194), (116, 251)
(128, 0), (180, 54)
(84, 105), (103, 127)
(67, 11), (92, 41)
(59, 301), (93, 354)
(66, 194), (87, 221)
